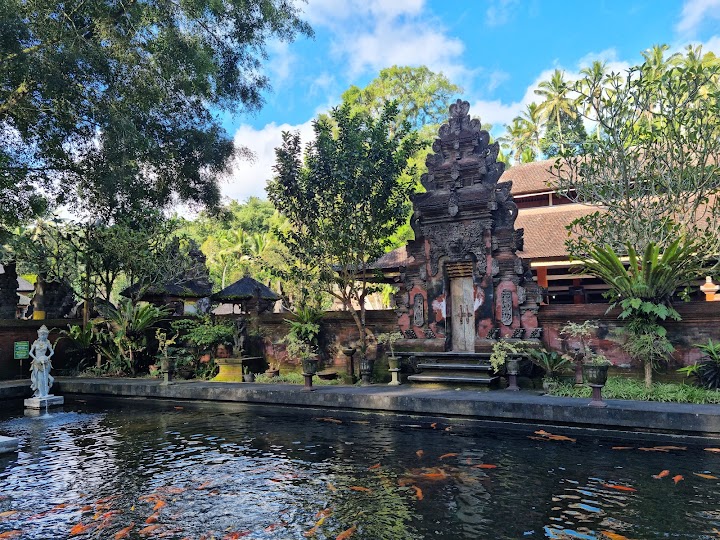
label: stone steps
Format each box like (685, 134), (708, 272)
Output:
(407, 374), (499, 385)
(398, 351), (500, 387)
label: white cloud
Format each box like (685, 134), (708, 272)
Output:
(486, 70), (510, 93)
(267, 40), (296, 85)
(676, 0), (720, 35)
(304, 0), (425, 25)
(222, 119), (315, 202)
(485, 0), (520, 27)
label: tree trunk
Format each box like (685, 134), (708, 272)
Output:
(644, 359), (652, 389)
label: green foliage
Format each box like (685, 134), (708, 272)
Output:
(58, 322), (101, 371)
(0, 0), (311, 224)
(96, 300), (170, 375)
(376, 331), (404, 358)
(549, 376), (720, 405)
(527, 349), (571, 378)
(268, 101), (421, 358)
(171, 317), (234, 355)
(679, 339), (720, 389)
(489, 340), (530, 372)
(539, 110), (588, 157)
(254, 371), (342, 386)
(285, 306), (324, 350)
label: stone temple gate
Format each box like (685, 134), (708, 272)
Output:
(393, 100), (543, 370)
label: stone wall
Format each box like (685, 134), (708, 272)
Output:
(0, 319), (77, 380)
(539, 303), (720, 369)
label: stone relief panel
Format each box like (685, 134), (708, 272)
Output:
(501, 290), (513, 326)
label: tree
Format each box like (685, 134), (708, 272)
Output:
(535, 69), (577, 153)
(0, 0), (312, 226)
(268, 102), (420, 368)
(539, 110), (588, 158)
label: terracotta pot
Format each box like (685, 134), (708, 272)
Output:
(264, 369), (279, 378)
(583, 364), (609, 386)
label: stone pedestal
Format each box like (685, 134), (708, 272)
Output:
(388, 368), (401, 386)
(0, 436), (19, 454)
(24, 395), (64, 409)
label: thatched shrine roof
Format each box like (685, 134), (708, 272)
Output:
(211, 276), (280, 303)
(121, 279), (213, 300)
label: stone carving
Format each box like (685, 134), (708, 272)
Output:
(43, 280), (75, 319)
(486, 328), (499, 340)
(29, 325), (55, 398)
(233, 317), (248, 356)
(501, 290), (513, 326)
(404, 329), (418, 339)
(529, 328), (543, 339)
(511, 328), (525, 339)
(421, 222), (487, 276)
(517, 286), (526, 305)
(412, 294), (425, 327)
(424, 327), (436, 339)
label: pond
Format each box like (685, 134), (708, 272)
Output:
(1, 400), (720, 539)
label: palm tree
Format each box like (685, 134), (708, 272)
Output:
(518, 102), (543, 156)
(534, 69), (576, 153)
(578, 61), (607, 138)
(499, 118), (533, 163)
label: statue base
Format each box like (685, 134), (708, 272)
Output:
(212, 357), (262, 382)
(24, 395), (64, 409)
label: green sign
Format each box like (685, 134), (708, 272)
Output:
(14, 341), (29, 360)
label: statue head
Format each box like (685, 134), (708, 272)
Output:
(38, 325), (49, 339)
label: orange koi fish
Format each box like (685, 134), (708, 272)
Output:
(672, 475), (684, 484)
(412, 485), (423, 501)
(430, 423), (437, 429)
(315, 508), (332, 519)
(0, 511), (18, 519)
(600, 531), (630, 540)
(398, 477), (414, 487)
(264, 522), (287, 532)
(114, 522), (135, 540)
(705, 448), (720, 453)
(139, 524), (162, 536)
(602, 484), (637, 492)
(473, 464), (498, 469)
(69, 522), (93, 536)
(652, 470), (670, 479)
(160, 487), (186, 495)
(196, 481), (213, 490)
(327, 482), (338, 493)
(336, 524), (357, 540)
(0, 532), (22, 539)
(439, 453), (458, 460)
(534, 430), (577, 443)
(368, 463), (381, 470)
(694, 473), (719, 480)
(222, 532), (251, 539)
(421, 472), (448, 481)
(349, 486), (372, 493)
(316, 417), (343, 424)
(303, 525), (319, 537)
(145, 513), (159, 524)
(96, 496), (117, 504)
(173, 406), (184, 410)
(153, 500), (166, 511)
(416, 450), (424, 458)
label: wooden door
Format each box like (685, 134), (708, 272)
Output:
(450, 277), (475, 351)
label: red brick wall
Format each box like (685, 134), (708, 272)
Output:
(539, 303), (720, 369)
(0, 319), (79, 380)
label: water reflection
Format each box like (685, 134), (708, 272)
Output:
(0, 402), (719, 539)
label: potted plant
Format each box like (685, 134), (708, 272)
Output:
(377, 331), (403, 370)
(490, 340), (530, 391)
(264, 360), (280, 378)
(560, 320), (599, 386)
(528, 348), (572, 393)
(583, 353), (611, 386)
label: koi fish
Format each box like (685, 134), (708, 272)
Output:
(694, 473), (719, 480)
(96, 496), (117, 504)
(80, 505), (93, 512)
(159, 487), (186, 495)
(430, 423), (437, 429)
(398, 477), (414, 487)
(315, 508), (332, 519)
(351, 420), (370, 425)
(611, 446), (633, 450)
(264, 522), (286, 532)
(222, 532), (251, 539)
(327, 482), (337, 493)
(145, 513), (159, 524)
(412, 485), (423, 501)
(349, 486), (372, 493)
(439, 453), (458, 460)
(316, 417), (343, 424)
(69, 522), (93, 536)
(368, 463), (381, 470)
(303, 525), (319, 537)
(638, 447), (669, 452)
(705, 448), (720, 453)
(600, 531), (630, 540)
(653, 446), (686, 451)
(153, 500), (166, 511)
(114, 522), (135, 540)
(673, 475), (684, 484)
(0, 511), (18, 519)
(473, 464), (498, 469)
(420, 472), (448, 481)
(602, 484), (637, 492)
(139, 524), (162, 536)
(534, 430), (577, 443)
(336, 524), (357, 540)
(0, 532), (22, 539)
(652, 470), (670, 479)
(196, 481), (213, 490)
(416, 450), (424, 458)
(173, 406), (184, 410)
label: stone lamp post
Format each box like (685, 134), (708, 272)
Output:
(701, 277), (720, 302)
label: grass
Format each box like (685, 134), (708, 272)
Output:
(253, 372), (344, 385)
(548, 376), (720, 405)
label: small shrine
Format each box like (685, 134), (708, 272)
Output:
(394, 100), (543, 365)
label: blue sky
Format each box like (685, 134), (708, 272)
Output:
(217, 0), (720, 204)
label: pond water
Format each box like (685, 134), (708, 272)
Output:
(1, 400), (720, 540)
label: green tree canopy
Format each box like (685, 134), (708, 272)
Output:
(0, 0), (312, 226)
(268, 101), (420, 358)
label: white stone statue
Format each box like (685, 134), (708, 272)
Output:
(29, 325), (55, 398)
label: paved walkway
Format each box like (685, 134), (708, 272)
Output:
(2, 377), (720, 437)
